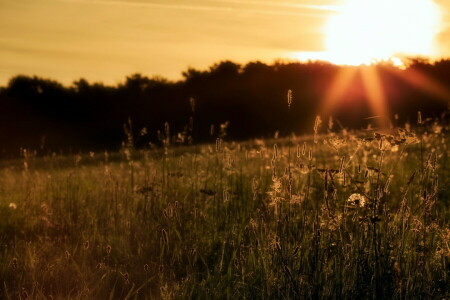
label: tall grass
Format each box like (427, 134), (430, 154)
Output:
(0, 118), (449, 299)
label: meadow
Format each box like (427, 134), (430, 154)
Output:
(1, 117), (449, 299)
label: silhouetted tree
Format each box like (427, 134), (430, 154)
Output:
(0, 59), (449, 157)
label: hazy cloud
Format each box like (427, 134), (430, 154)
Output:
(61, 0), (333, 17)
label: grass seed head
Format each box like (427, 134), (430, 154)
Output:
(189, 97), (195, 112)
(314, 116), (322, 134)
(287, 89), (292, 109)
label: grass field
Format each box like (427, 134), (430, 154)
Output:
(1, 119), (449, 299)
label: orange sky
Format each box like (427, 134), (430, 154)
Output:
(1, 0), (450, 85)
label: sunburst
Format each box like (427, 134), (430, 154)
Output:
(318, 0), (448, 129)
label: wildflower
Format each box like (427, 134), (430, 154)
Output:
(328, 137), (346, 151)
(347, 193), (367, 207)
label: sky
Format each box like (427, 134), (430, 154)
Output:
(1, 0), (450, 85)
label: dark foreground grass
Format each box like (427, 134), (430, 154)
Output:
(1, 121), (449, 299)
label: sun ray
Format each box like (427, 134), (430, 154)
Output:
(390, 67), (450, 104)
(321, 67), (358, 117)
(360, 66), (391, 129)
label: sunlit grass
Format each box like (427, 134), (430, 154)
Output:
(1, 118), (449, 299)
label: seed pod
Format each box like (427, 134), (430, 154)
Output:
(432, 153), (438, 170)
(407, 170), (416, 186)
(162, 229), (169, 245)
(434, 175), (439, 193)
(331, 188), (337, 199)
(339, 156), (345, 174)
(164, 122), (170, 137)
(287, 89), (293, 109)
(314, 116), (321, 134)
(384, 177), (391, 193)
(425, 152), (432, 169)
(215, 138), (222, 152)
(252, 178), (258, 193)
(223, 190), (229, 202)
(189, 97), (195, 112)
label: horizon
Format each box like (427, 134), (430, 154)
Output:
(2, 56), (450, 88)
(1, 0), (450, 86)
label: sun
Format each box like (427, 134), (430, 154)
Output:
(324, 0), (441, 65)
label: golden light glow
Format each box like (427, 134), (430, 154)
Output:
(322, 67), (358, 115)
(360, 66), (391, 128)
(391, 66), (450, 101)
(324, 0), (441, 65)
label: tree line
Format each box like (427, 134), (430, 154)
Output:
(0, 59), (449, 157)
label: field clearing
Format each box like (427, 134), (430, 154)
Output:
(1, 122), (450, 299)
